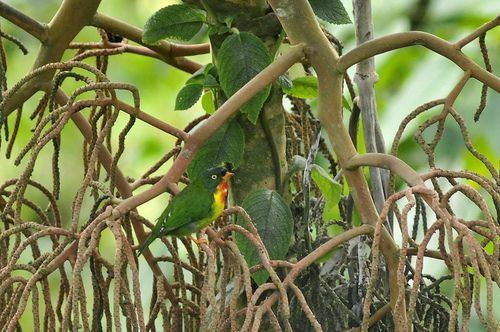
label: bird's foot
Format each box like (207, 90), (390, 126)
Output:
(187, 235), (209, 249)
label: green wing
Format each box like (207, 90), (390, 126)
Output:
(136, 181), (214, 256)
(161, 181), (214, 233)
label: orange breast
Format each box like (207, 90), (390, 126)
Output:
(214, 180), (229, 207)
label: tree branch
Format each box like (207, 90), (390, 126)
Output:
(109, 44), (305, 215)
(344, 303), (392, 332)
(351, 3), (392, 321)
(91, 12), (206, 73)
(289, 225), (375, 281)
(267, 1), (405, 329)
(250, 224), (375, 330)
(338, 31), (500, 92)
(455, 14), (499, 49)
(69, 42), (165, 61)
(1, 0), (102, 115)
(54, 89), (181, 310)
(113, 99), (188, 140)
(0, 1), (48, 42)
(345, 153), (424, 187)
(37, 0), (102, 68)
(352, 0), (387, 214)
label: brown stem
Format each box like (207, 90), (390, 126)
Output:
(113, 99), (188, 140)
(54, 89), (180, 308)
(91, 12), (205, 73)
(344, 303), (392, 332)
(338, 31), (500, 92)
(289, 225), (374, 281)
(69, 43), (164, 62)
(346, 153), (424, 187)
(267, 1), (403, 329)
(0, 1), (48, 41)
(36, 0), (102, 67)
(250, 225), (374, 330)
(455, 15), (500, 49)
(1, 0), (102, 114)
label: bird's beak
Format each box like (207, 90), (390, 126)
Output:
(223, 171), (234, 181)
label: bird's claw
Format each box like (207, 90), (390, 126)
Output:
(187, 235), (209, 249)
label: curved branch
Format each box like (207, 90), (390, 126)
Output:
(338, 31), (500, 92)
(91, 12), (206, 73)
(113, 100), (188, 140)
(288, 225), (374, 281)
(455, 15), (500, 48)
(0, 1), (48, 42)
(344, 303), (392, 332)
(1, 0), (102, 115)
(345, 153), (424, 187)
(69, 43), (164, 61)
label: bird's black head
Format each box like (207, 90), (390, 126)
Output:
(199, 166), (233, 191)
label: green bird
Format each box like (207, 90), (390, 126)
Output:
(137, 165), (233, 256)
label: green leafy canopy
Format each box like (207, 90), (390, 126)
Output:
(235, 189), (293, 285)
(217, 32), (272, 124)
(143, 4), (206, 44)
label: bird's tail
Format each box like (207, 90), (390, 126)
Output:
(136, 232), (155, 257)
(136, 220), (163, 257)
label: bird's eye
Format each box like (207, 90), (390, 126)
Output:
(211, 175), (217, 180)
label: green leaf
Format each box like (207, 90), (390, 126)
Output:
(201, 90), (216, 114)
(187, 64), (219, 88)
(311, 165), (342, 220)
(207, 15), (234, 36)
(208, 25), (230, 36)
(342, 95), (352, 112)
(223, 16), (235, 28)
(204, 63), (217, 77)
(186, 73), (204, 85)
(309, 0), (352, 24)
(178, 64), (219, 111)
(278, 75), (293, 90)
(217, 32), (272, 124)
(187, 119), (244, 179)
(203, 74), (219, 88)
(282, 76), (318, 99)
(235, 189), (293, 285)
(484, 240), (494, 255)
(175, 84), (203, 110)
(143, 4), (205, 44)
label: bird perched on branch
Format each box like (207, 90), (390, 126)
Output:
(137, 165), (233, 256)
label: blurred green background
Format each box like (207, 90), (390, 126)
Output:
(1, 0), (498, 330)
